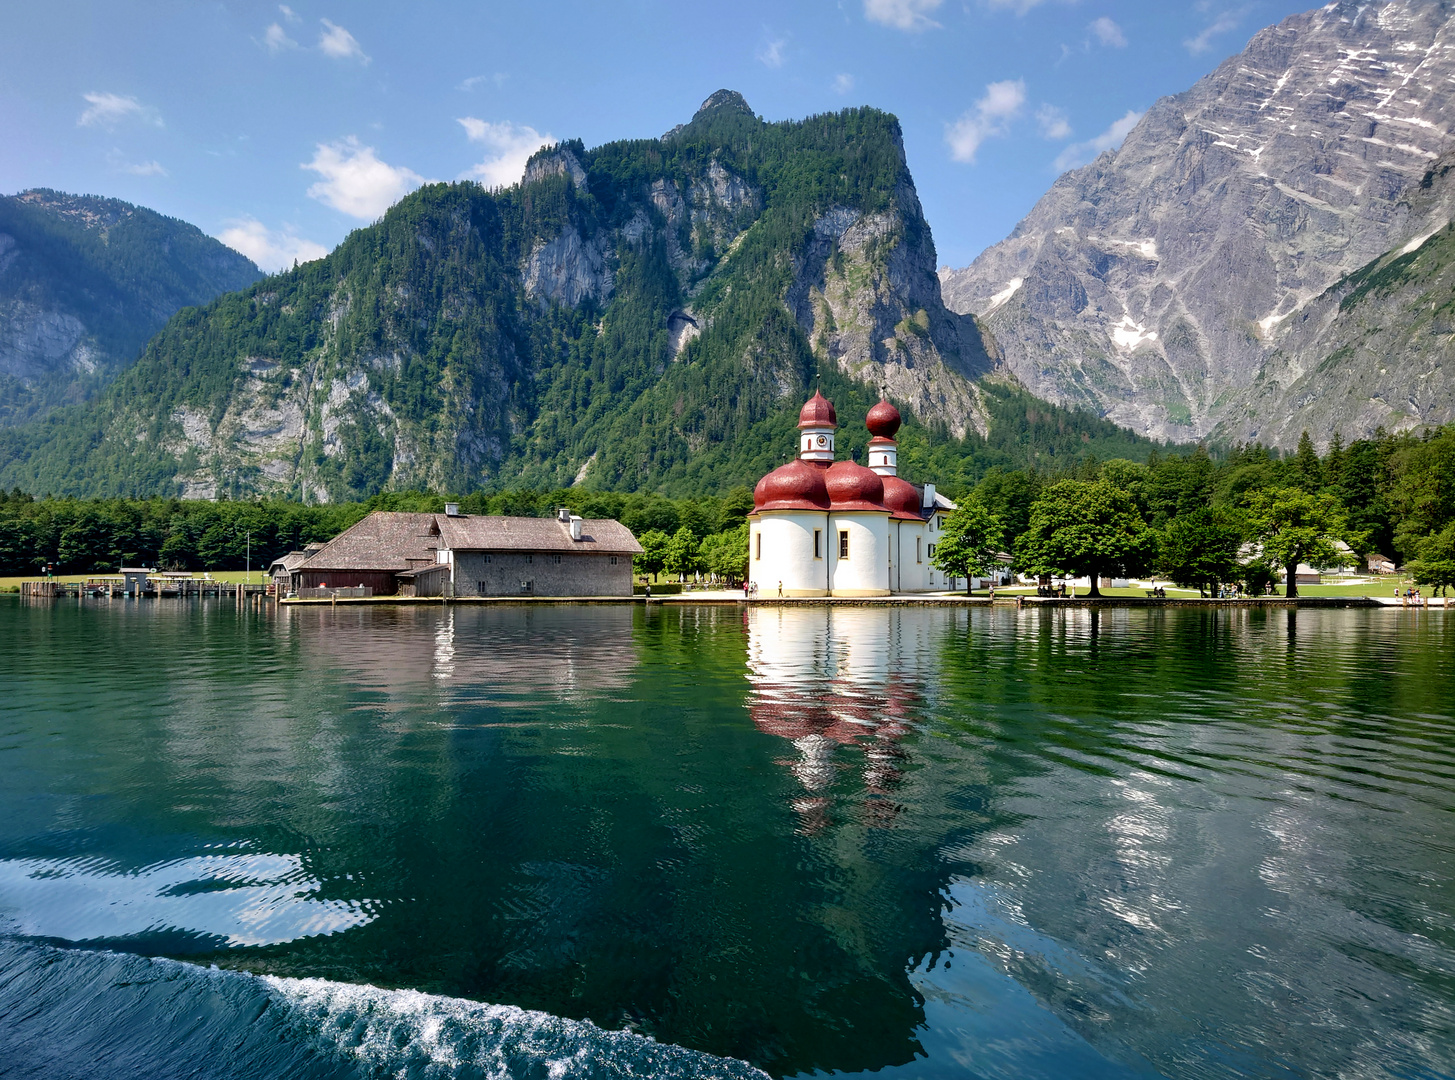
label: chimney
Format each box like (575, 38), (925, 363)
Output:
(444, 502), (461, 517)
(569, 515), (583, 541)
(557, 507), (571, 523)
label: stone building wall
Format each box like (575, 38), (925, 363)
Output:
(452, 551), (633, 597)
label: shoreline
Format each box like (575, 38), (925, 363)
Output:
(264, 594), (1436, 609)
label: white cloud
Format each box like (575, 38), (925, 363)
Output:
(217, 218), (329, 272)
(983, 0), (1048, 13)
(1185, 4), (1249, 54)
(458, 73), (508, 91)
(1036, 104), (1072, 140)
(757, 34), (788, 68)
(833, 73), (855, 95)
(119, 159), (167, 177)
(946, 79), (1026, 164)
(864, 0), (942, 32)
(278, 5), (300, 22)
(1053, 108), (1142, 171)
(263, 23), (297, 52)
(318, 19), (369, 62)
(77, 92), (161, 130)
(457, 119), (553, 189)
(302, 137), (425, 218)
(1090, 16), (1127, 47)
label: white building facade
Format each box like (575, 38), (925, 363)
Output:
(748, 392), (956, 597)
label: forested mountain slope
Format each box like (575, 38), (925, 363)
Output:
(0, 190), (261, 425)
(941, 0), (1455, 448)
(0, 92), (1163, 501)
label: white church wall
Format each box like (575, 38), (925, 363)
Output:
(827, 513), (890, 596)
(750, 511), (828, 597)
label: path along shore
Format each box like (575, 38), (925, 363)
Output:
(275, 592), (1446, 609)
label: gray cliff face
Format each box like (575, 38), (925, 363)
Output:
(1213, 147), (1455, 445)
(940, 0), (1455, 445)
(789, 177), (1004, 438)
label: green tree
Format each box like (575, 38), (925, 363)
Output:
(701, 525), (749, 584)
(1247, 486), (1349, 598)
(664, 525), (702, 580)
(1294, 430), (1323, 490)
(930, 500), (1004, 595)
(1158, 507), (1247, 595)
(1407, 523), (1455, 596)
(634, 529), (670, 583)
(1018, 479), (1156, 597)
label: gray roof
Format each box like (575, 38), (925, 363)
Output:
(437, 515), (643, 555)
(300, 512), (441, 572)
(299, 511), (641, 575)
(268, 551), (311, 573)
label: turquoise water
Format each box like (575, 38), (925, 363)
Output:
(1, 598), (1453, 1079)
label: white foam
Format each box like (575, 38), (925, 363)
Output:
(267, 975), (769, 1079)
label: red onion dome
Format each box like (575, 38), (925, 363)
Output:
(798, 391), (838, 429)
(754, 459), (831, 512)
(825, 460), (887, 512)
(866, 399), (902, 439)
(882, 475), (924, 521)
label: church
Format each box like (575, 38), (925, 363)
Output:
(747, 391), (959, 597)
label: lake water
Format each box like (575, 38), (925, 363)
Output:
(1, 598), (1452, 1079)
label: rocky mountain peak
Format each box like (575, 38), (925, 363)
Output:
(695, 89), (752, 118)
(522, 146), (588, 192)
(940, 0), (1455, 446)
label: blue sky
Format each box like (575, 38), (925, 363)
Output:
(0, 0), (1316, 272)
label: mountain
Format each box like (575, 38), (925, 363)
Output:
(0, 190), (262, 426)
(0, 93), (1162, 502)
(940, 0), (1455, 448)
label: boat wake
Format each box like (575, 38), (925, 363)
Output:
(0, 940), (767, 1080)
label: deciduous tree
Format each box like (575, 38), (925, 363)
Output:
(1158, 507), (1247, 595)
(1408, 523), (1455, 596)
(634, 529), (670, 583)
(1247, 486), (1349, 598)
(930, 501), (1004, 595)
(1018, 480), (1156, 597)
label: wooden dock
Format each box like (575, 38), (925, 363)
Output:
(20, 580), (271, 600)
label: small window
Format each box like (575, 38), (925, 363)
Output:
(916, 536), (922, 564)
(477, 581), (487, 593)
(484, 555), (492, 563)
(929, 543), (937, 558)
(755, 533), (762, 560)
(838, 531), (849, 559)
(553, 554), (561, 563)
(813, 529), (822, 559)
(525, 555), (533, 564)
(609, 556), (618, 565)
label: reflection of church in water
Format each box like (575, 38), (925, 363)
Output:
(747, 391), (959, 597)
(745, 605), (945, 832)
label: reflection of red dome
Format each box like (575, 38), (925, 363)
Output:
(882, 475), (923, 521)
(866, 399), (901, 439)
(798, 391), (837, 429)
(825, 461), (887, 512)
(754, 459), (831, 511)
